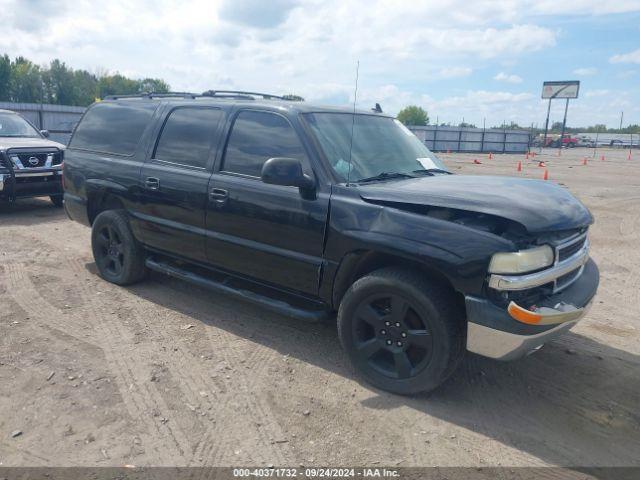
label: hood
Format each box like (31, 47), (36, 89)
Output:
(357, 175), (593, 234)
(0, 136), (66, 151)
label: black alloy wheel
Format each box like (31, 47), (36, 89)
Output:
(338, 267), (464, 395)
(91, 210), (147, 285)
(94, 224), (125, 278)
(352, 292), (433, 379)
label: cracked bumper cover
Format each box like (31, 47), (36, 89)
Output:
(466, 258), (599, 360)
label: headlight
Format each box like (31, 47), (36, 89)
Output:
(489, 245), (554, 274)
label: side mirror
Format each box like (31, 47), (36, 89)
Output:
(261, 157), (315, 192)
(40, 129), (50, 138)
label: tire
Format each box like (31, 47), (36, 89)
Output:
(50, 195), (64, 207)
(91, 210), (147, 285)
(337, 267), (465, 395)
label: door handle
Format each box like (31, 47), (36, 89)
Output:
(145, 177), (160, 190)
(209, 188), (229, 203)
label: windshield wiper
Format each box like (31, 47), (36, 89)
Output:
(412, 168), (451, 176)
(356, 171), (416, 183)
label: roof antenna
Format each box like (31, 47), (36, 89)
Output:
(346, 60), (360, 186)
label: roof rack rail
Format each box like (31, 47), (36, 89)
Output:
(104, 92), (198, 100)
(201, 90), (284, 100)
(104, 90), (287, 101)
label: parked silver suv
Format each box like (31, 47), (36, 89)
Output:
(0, 109), (66, 206)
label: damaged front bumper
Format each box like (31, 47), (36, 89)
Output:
(466, 258), (599, 360)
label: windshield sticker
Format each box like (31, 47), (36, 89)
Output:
(417, 157), (438, 170)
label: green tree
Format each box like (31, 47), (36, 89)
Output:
(138, 78), (170, 93)
(10, 57), (44, 103)
(0, 54), (11, 101)
(397, 106), (428, 126)
(0, 53), (173, 105)
(550, 121), (564, 132)
(97, 73), (140, 98)
(44, 59), (76, 105)
(73, 69), (99, 105)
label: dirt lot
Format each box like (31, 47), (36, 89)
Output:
(1, 147), (639, 468)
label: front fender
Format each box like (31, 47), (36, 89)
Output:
(324, 192), (515, 298)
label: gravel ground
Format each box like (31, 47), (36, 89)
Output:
(0, 147), (638, 468)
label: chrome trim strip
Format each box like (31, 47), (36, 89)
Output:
(489, 239), (590, 291)
(13, 171), (58, 178)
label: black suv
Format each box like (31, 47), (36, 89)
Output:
(0, 109), (65, 206)
(63, 92), (599, 394)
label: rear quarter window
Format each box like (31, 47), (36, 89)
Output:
(70, 102), (157, 156)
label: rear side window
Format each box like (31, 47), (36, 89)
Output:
(222, 110), (307, 177)
(70, 102), (157, 156)
(153, 107), (223, 168)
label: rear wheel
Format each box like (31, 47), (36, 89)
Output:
(338, 267), (464, 395)
(91, 210), (147, 285)
(50, 195), (64, 207)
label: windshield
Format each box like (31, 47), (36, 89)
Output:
(303, 112), (448, 182)
(0, 112), (41, 138)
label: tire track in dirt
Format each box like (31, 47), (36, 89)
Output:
(176, 289), (295, 466)
(0, 232), (62, 270)
(65, 258), (220, 463)
(67, 263), (234, 465)
(3, 263), (101, 347)
(141, 276), (296, 466)
(4, 261), (190, 463)
(0, 440), (61, 466)
(67, 260), (290, 466)
(594, 196), (640, 312)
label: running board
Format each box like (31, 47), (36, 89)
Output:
(145, 257), (330, 322)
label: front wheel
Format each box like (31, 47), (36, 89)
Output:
(337, 267), (465, 395)
(91, 210), (147, 285)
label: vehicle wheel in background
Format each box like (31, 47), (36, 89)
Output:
(91, 210), (147, 285)
(337, 267), (465, 395)
(50, 195), (64, 207)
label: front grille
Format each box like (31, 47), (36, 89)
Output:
(556, 267), (582, 290)
(8, 150), (62, 169)
(558, 235), (587, 262)
(19, 153), (48, 168)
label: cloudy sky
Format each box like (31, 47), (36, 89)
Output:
(1, 0), (639, 127)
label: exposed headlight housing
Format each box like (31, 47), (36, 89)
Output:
(489, 245), (554, 274)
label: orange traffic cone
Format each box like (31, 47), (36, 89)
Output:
(600, 154), (605, 161)
(517, 161), (522, 172)
(489, 152), (493, 160)
(538, 161), (546, 168)
(628, 151), (632, 160)
(582, 157), (588, 166)
(543, 169), (549, 180)
(473, 159), (482, 164)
